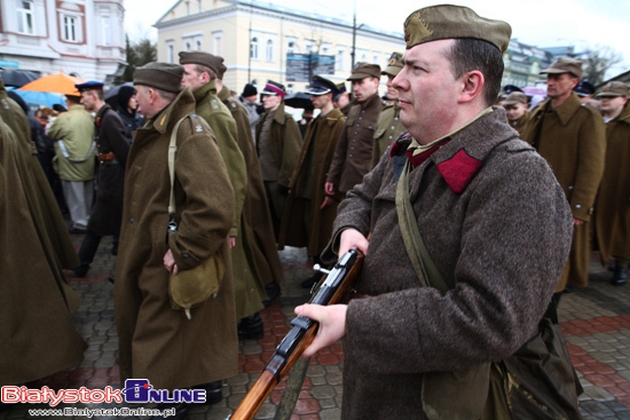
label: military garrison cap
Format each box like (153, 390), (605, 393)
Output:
(403, 5), (511, 53)
(382, 52), (403, 77)
(75, 80), (104, 92)
(178, 51), (227, 79)
(540, 57), (583, 79)
(596, 81), (629, 98)
(347, 62), (381, 81)
(133, 62), (184, 93)
(502, 91), (528, 106)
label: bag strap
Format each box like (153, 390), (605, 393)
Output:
(395, 160), (450, 295)
(168, 114), (191, 216)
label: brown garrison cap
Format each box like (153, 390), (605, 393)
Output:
(382, 52), (403, 77)
(502, 91), (528, 106)
(348, 62), (381, 81)
(133, 62), (184, 93)
(403, 5), (512, 53)
(540, 57), (583, 79)
(596, 81), (629, 98)
(178, 51), (227, 79)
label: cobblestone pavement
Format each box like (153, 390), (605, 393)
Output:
(2, 234), (630, 419)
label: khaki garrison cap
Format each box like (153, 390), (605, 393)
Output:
(347, 62), (382, 81)
(133, 62), (184, 93)
(403, 5), (512, 53)
(502, 91), (528, 106)
(540, 57), (583, 79)
(382, 52), (403, 77)
(178, 51), (227, 79)
(596, 81), (629, 98)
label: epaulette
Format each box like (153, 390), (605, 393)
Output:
(188, 114), (205, 133)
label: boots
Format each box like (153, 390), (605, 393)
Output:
(612, 263), (628, 286)
(238, 312), (264, 340)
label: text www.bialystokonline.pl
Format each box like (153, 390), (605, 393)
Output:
(28, 406), (176, 418)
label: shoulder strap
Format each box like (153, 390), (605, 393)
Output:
(168, 114), (191, 215)
(395, 160), (450, 295)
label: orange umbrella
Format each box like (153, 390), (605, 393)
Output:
(19, 72), (85, 97)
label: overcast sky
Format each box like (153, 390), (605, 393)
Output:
(124, 0), (630, 79)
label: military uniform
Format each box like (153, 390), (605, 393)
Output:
(523, 91), (606, 290)
(218, 85), (283, 286)
(1, 82), (85, 386)
(594, 85), (630, 277)
(327, 93), (383, 193)
(192, 80), (247, 239)
(371, 102), (405, 168)
(255, 94), (302, 237)
(115, 65), (237, 391)
(508, 112), (530, 137)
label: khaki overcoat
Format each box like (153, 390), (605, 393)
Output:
(595, 103), (630, 263)
(523, 92), (606, 289)
(328, 109), (572, 419)
(193, 81), (246, 238)
(114, 89), (237, 390)
(218, 86), (283, 287)
(0, 111), (85, 386)
(278, 108), (346, 257)
(326, 93), (383, 193)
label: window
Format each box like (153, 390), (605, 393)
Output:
(250, 37), (259, 60)
(287, 38), (296, 54)
(167, 43), (174, 63)
(101, 16), (112, 46)
(266, 39), (274, 62)
(213, 32), (222, 55)
(63, 15), (79, 42)
(17, 0), (34, 34)
(336, 49), (346, 72)
(186, 1), (190, 16)
(185, 41), (191, 51)
(196, 39), (201, 50)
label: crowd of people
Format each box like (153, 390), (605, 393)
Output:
(1, 3), (629, 419)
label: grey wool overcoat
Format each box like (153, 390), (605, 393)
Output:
(328, 108), (574, 419)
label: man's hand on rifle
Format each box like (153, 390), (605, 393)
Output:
(294, 304), (347, 358)
(339, 228), (369, 256)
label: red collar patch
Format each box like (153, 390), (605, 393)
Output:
(436, 149), (483, 194)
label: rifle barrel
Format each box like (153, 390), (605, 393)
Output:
(228, 249), (363, 420)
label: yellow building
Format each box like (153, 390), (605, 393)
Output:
(155, 0), (405, 96)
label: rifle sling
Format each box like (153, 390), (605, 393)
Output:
(395, 160), (450, 295)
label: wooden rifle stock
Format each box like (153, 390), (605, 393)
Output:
(227, 249), (364, 420)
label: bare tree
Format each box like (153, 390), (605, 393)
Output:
(115, 35), (157, 84)
(581, 45), (623, 85)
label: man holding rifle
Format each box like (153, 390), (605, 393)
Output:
(296, 5), (575, 419)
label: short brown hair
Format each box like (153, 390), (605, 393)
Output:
(447, 38), (504, 107)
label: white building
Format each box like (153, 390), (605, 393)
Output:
(155, 0), (405, 95)
(0, 0), (127, 82)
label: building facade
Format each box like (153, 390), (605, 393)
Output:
(155, 0), (406, 96)
(0, 0), (127, 82)
(502, 39), (555, 89)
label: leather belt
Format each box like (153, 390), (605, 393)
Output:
(98, 152), (117, 162)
